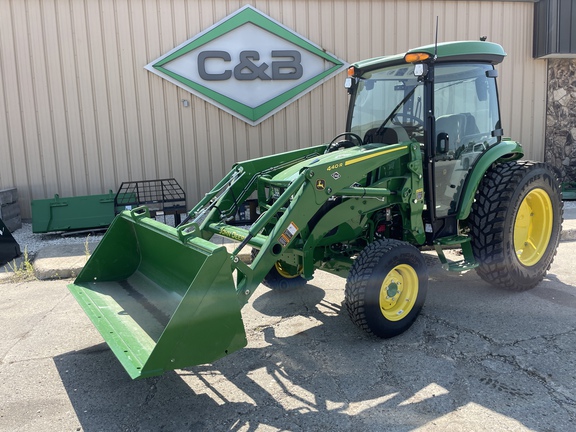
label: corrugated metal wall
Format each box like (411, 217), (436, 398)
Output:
(0, 0), (546, 218)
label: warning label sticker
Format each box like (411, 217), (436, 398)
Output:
(278, 222), (299, 246)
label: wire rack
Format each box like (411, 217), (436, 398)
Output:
(115, 179), (187, 225)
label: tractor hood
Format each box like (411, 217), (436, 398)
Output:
(271, 142), (411, 184)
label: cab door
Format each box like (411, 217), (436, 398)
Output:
(433, 63), (501, 217)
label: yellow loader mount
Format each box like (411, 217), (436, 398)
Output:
(69, 41), (563, 379)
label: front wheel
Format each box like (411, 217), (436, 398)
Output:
(469, 161), (563, 291)
(345, 239), (428, 338)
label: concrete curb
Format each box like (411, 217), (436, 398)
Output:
(561, 207), (576, 242)
(32, 243), (96, 280)
(561, 228), (576, 242)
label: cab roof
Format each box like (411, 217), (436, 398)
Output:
(353, 41), (506, 72)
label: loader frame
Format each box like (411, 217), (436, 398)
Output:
(186, 140), (427, 304)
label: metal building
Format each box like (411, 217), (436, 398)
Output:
(0, 1), (555, 218)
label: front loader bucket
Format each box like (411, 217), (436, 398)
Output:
(67, 209), (247, 379)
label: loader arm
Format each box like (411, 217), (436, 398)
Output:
(210, 140), (426, 304)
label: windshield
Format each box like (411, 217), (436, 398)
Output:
(349, 64), (424, 145)
(349, 62), (501, 150)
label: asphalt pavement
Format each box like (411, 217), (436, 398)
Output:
(0, 209), (575, 431)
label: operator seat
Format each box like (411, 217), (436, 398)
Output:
(363, 125), (410, 145)
(435, 114), (467, 154)
(462, 112), (480, 135)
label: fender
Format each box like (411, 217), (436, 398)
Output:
(457, 140), (524, 220)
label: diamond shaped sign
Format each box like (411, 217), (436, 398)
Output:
(145, 5), (347, 125)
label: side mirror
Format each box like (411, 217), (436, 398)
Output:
(475, 76), (488, 101)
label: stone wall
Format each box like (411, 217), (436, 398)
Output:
(545, 59), (576, 182)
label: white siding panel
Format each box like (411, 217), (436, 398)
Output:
(0, 0), (545, 218)
(0, 3), (18, 192)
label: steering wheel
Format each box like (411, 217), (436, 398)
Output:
(325, 132), (364, 153)
(392, 113), (424, 126)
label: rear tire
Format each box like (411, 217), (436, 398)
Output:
(345, 239), (428, 338)
(469, 161), (563, 291)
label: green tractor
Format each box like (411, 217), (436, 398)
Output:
(68, 41), (563, 379)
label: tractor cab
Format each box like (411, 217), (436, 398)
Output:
(345, 41), (507, 239)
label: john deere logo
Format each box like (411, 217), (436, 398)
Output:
(145, 5), (347, 125)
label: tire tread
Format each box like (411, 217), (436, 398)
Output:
(469, 160), (562, 291)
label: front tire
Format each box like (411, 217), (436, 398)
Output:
(345, 239), (428, 338)
(469, 161), (563, 291)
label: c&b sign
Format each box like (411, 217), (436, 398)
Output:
(145, 5), (347, 125)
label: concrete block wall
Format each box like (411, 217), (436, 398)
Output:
(0, 188), (22, 232)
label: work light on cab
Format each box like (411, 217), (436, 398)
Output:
(344, 66), (358, 89)
(405, 52), (431, 77)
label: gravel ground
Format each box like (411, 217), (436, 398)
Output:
(9, 213), (183, 256)
(11, 223), (105, 256)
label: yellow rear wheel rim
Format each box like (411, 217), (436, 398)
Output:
(379, 264), (418, 321)
(275, 262), (302, 279)
(513, 188), (553, 267)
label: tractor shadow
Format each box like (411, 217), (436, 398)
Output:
(54, 261), (570, 431)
